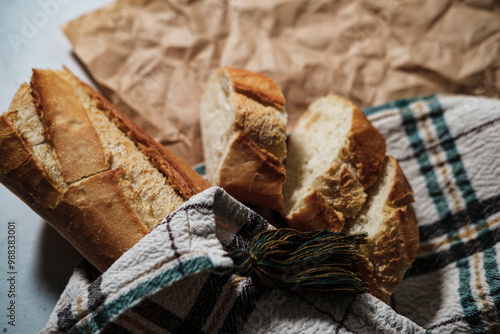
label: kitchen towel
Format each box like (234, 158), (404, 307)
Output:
(42, 94), (500, 333)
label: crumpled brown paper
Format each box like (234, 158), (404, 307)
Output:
(63, 0), (500, 166)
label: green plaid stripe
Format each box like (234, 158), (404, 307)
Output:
(62, 198), (271, 334)
(427, 98), (500, 311)
(70, 256), (216, 334)
(193, 163), (206, 177)
(363, 95), (439, 117)
(396, 100), (476, 332)
(395, 96), (496, 333)
(399, 97), (483, 332)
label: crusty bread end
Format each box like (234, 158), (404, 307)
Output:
(282, 95), (386, 231)
(200, 67), (287, 212)
(345, 156), (419, 302)
(0, 68), (210, 271)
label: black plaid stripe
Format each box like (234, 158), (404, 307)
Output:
(407, 225), (500, 278)
(176, 273), (232, 331)
(157, 203), (215, 228)
(334, 295), (357, 334)
(224, 210), (268, 252)
(295, 293), (340, 323)
(88, 276), (105, 312)
(419, 194), (500, 242)
(293, 293), (362, 334)
(411, 191), (500, 279)
(217, 281), (268, 334)
(424, 98), (500, 317)
(426, 306), (500, 331)
(57, 304), (77, 332)
(100, 322), (134, 334)
(132, 298), (204, 334)
(57, 268), (105, 332)
(397, 115), (500, 163)
(399, 96), (500, 332)
(159, 203), (215, 277)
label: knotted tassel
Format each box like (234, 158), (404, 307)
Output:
(228, 228), (368, 294)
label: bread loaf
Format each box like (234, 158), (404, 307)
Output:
(200, 67), (287, 211)
(282, 95), (386, 232)
(279, 95), (418, 301)
(345, 156), (419, 302)
(0, 68), (210, 272)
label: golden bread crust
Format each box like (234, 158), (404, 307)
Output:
(357, 156), (419, 302)
(218, 132), (286, 212)
(388, 158), (415, 207)
(283, 95), (382, 230)
(286, 190), (344, 232)
(31, 69), (110, 183)
(347, 99), (386, 189)
(354, 255), (384, 301)
(70, 70), (211, 198)
(5, 156), (63, 209)
(0, 113), (62, 209)
(223, 67), (286, 108)
(232, 91), (287, 161)
(0, 115), (32, 174)
(282, 94), (416, 302)
(0, 68), (211, 272)
(202, 67), (287, 212)
(56, 169), (149, 272)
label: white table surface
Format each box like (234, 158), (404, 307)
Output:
(0, 1), (113, 332)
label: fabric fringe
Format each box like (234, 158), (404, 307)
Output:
(228, 228), (368, 294)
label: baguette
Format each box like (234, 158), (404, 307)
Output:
(200, 67), (287, 212)
(282, 95), (386, 231)
(345, 156), (419, 302)
(0, 68), (210, 272)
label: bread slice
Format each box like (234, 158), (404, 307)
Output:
(200, 67), (287, 211)
(345, 156), (419, 302)
(282, 95), (386, 231)
(0, 68), (210, 272)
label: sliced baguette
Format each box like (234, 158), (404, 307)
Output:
(200, 67), (287, 211)
(282, 95), (386, 231)
(346, 156), (419, 302)
(0, 68), (210, 272)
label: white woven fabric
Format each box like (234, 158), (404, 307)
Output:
(42, 187), (425, 333)
(42, 95), (500, 333)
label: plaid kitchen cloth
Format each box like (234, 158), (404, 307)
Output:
(42, 94), (500, 333)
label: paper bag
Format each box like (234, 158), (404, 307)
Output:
(63, 0), (500, 165)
